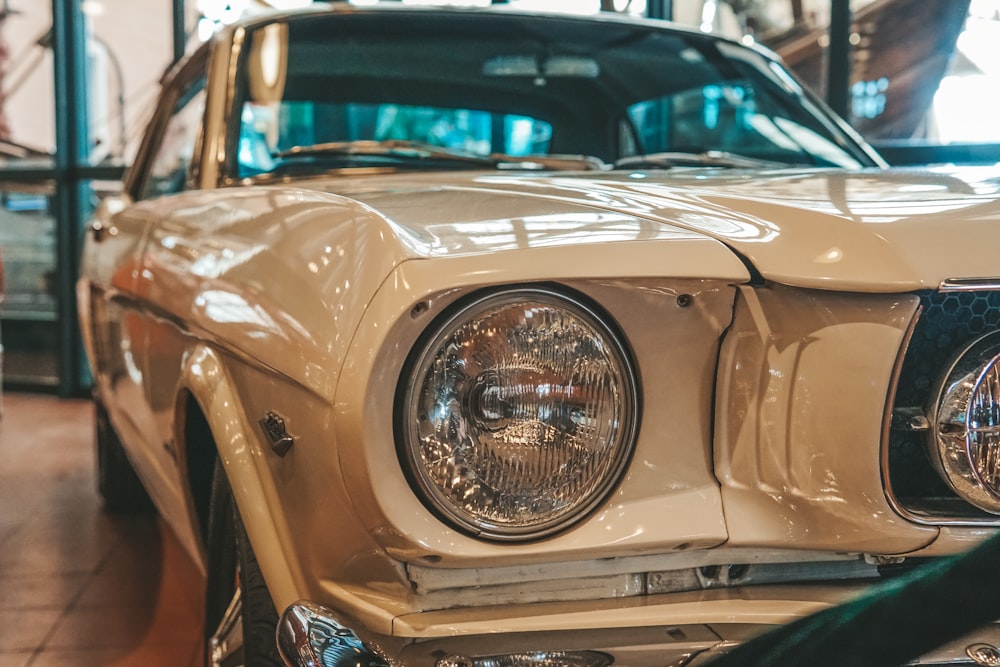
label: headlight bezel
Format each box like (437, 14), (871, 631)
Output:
(930, 331), (1000, 514)
(394, 284), (641, 542)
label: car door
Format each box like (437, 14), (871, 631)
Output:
(82, 48), (209, 516)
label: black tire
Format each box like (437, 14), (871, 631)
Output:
(95, 400), (154, 512)
(205, 457), (282, 667)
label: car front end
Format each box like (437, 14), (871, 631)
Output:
(236, 167), (1000, 667)
(78, 5), (1000, 665)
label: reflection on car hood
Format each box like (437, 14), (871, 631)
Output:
(318, 165), (1000, 292)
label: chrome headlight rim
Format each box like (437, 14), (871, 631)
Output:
(930, 331), (1000, 514)
(395, 284), (640, 542)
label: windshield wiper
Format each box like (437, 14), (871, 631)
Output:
(274, 139), (497, 166)
(274, 140), (606, 171)
(614, 150), (788, 170)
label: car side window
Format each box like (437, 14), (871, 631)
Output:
(138, 80), (206, 200)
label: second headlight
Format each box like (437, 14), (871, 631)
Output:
(931, 331), (1000, 514)
(397, 287), (639, 541)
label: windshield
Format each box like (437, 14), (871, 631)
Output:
(232, 11), (874, 180)
(238, 102), (553, 176)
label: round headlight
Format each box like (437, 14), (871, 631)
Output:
(398, 288), (639, 540)
(931, 332), (1000, 514)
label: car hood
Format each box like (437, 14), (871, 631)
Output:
(314, 165), (1000, 292)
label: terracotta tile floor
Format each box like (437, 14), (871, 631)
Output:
(0, 393), (205, 667)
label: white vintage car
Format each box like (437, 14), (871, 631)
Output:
(78, 4), (1000, 666)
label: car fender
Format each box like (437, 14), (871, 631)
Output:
(334, 231), (751, 564)
(177, 342), (305, 608)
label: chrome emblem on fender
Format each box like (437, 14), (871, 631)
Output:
(259, 411), (295, 457)
(968, 643), (1000, 666)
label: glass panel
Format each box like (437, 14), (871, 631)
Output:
(238, 101), (552, 177)
(0, 179), (58, 386)
(141, 83), (207, 199)
(0, 1), (185, 392)
(232, 13), (873, 180)
(627, 80), (861, 168)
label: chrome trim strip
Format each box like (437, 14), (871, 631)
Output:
(888, 507), (1000, 528)
(880, 301), (935, 525)
(215, 25), (246, 187)
(940, 278), (1000, 292)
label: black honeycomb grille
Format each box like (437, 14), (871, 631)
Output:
(888, 289), (1000, 515)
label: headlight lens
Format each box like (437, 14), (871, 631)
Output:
(931, 332), (1000, 513)
(399, 288), (638, 540)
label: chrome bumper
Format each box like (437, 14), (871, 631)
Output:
(275, 600), (745, 667)
(278, 600), (1000, 667)
(277, 602), (388, 667)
